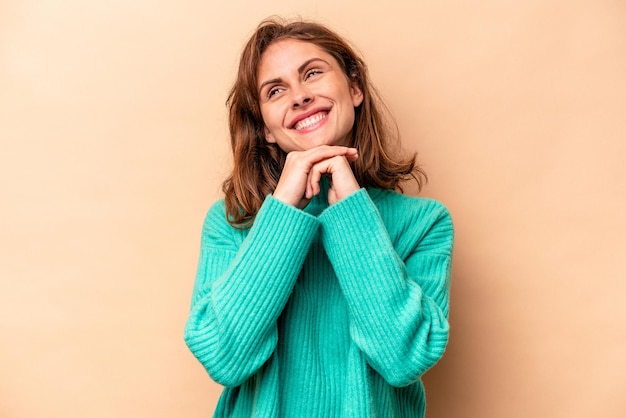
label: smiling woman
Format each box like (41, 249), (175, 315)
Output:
(183, 17), (454, 418)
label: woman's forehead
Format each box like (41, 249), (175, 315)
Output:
(257, 39), (337, 79)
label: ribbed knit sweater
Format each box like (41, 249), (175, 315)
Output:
(184, 184), (454, 417)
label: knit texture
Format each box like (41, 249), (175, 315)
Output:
(184, 185), (454, 417)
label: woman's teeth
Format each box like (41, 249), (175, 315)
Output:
(294, 112), (327, 130)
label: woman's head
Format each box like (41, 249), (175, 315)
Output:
(257, 38), (364, 153)
(223, 17), (425, 227)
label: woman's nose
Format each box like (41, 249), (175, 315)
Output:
(291, 84), (312, 108)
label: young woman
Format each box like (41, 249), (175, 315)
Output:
(184, 17), (454, 418)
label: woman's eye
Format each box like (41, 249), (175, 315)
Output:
(305, 69), (322, 79)
(268, 87), (283, 98)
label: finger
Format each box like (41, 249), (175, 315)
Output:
(305, 177), (314, 199)
(345, 152), (359, 162)
(308, 157), (344, 196)
(309, 171), (321, 197)
(301, 146), (357, 165)
(307, 161), (326, 198)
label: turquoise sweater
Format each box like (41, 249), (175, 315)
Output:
(184, 185), (454, 417)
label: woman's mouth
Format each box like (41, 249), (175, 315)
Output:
(293, 111), (328, 131)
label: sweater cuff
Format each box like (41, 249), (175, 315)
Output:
(319, 188), (385, 246)
(239, 194), (320, 267)
(318, 189), (398, 280)
(255, 193), (318, 234)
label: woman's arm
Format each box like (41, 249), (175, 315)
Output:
(319, 190), (454, 387)
(184, 196), (319, 387)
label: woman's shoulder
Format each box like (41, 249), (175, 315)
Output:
(200, 199), (237, 237)
(367, 188), (454, 253)
(367, 188), (451, 219)
(202, 198), (227, 224)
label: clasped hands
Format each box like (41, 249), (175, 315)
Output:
(272, 145), (360, 209)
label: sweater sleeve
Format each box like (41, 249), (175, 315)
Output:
(184, 196), (319, 387)
(318, 189), (454, 387)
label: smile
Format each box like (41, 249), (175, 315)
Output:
(293, 111), (328, 131)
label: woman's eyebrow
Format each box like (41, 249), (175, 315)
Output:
(258, 58), (330, 94)
(258, 78), (281, 94)
(297, 57), (329, 74)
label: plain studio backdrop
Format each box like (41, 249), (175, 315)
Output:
(1, 0), (625, 417)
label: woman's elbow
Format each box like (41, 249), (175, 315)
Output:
(183, 326), (277, 388)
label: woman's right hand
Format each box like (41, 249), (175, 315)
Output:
(273, 145), (359, 209)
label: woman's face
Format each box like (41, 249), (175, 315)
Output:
(257, 39), (363, 153)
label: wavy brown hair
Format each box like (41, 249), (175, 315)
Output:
(222, 17), (426, 228)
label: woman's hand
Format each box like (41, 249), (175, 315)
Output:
(273, 146), (360, 209)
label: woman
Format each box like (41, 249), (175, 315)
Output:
(184, 17), (454, 418)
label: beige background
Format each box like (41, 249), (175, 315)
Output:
(1, 0), (625, 417)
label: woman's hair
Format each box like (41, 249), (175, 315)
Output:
(222, 17), (426, 228)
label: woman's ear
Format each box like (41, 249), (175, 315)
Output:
(350, 82), (364, 107)
(264, 126), (276, 143)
